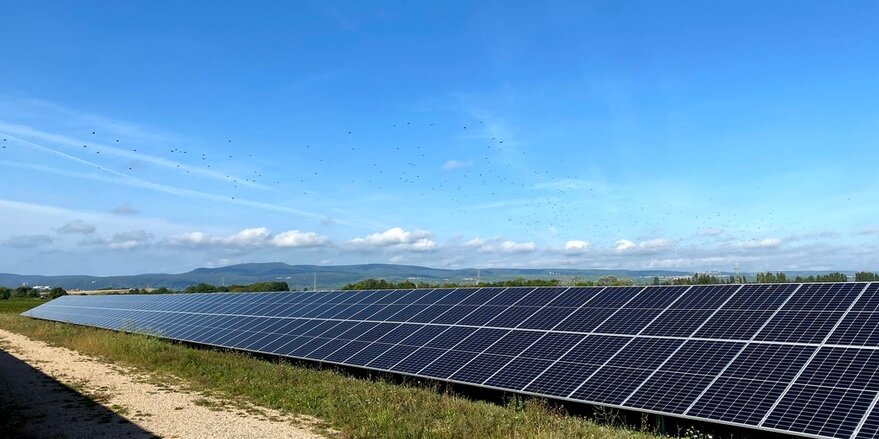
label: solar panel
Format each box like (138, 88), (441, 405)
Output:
(21, 282), (879, 439)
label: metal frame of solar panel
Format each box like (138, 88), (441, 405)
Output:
(22, 282), (879, 439)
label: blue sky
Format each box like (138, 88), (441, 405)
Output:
(1, 1), (878, 275)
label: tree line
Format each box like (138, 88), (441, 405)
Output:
(341, 275), (635, 290)
(0, 285), (67, 300)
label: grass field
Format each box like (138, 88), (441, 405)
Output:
(0, 299), (659, 439)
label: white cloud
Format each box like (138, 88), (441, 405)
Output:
(498, 240), (536, 253)
(442, 160), (472, 171)
(172, 227), (329, 249)
(271, 230), (330, 248)
(615, 238), (674, 254)
(3, 234), (53, 248)
(739, 238), (783, 249)
(57, 220), (96, 235)
(350, 227), (436, 251)
(615, 239), (637, 252)
(463, 237), (486, 247)
(856, 226), (879, 235)
(563, 240), (590, 253)
(107, 230), (153, 250)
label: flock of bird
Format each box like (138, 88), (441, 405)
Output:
(0, 118), (817, 250)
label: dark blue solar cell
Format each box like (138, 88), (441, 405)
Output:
(457, 305), (506, 326)
(356, 323), (399, 342)
(754, 311), (844, 343)
(375, 324), (422, 344)
(486, 306), (541, 328)
(517, 306), (577, 330)
(781, 282), (865, 311)
(763, 384), (876, 438)
(348, 304), (389, 320)
(514, 288), (566, 307)
(855, 405), (879, 439)
(626, 286), (687, 308)
(560, 335), (630, 365)
(412, 289), (456, 304)
(525, 361), (600, 398)
(721, 283), (797, 310)
(406, 305), (452, 323)
(323, 340), (373, 363)
(386, 304), (428, 321)
(828, 312), (879, 346)
(345, 343), (393, 366)
(434, 289), (474, 305)
(585, 286), (646, 308)
(571, 365), (656, 404)
(546, 287), (604, 307)
(484, 357), (554, 390)
(671, 285), (739, 309)
(287, 337), (333, 357)
(483, 287), (531, 306)
(400, 325), (449, 346)
(594, 309), (663, 334)
(605, 337), (682, 368)
(451, 354), (513, 384)
(640, 309), (714, 337)
(521, 332), (585, 360)
(336, 322), (378, 340)
(851, 283), (879, 312)
(454, 328), (509, 352)
(626, 371), (717, 414)
(391, 347), (446, 373)
(367, 304), (408, 321)
(459, 287), (508, 305)
(310, 339), (353, 359)
(431, 305), (478, 324)
(330, 304), (373, 319)
(694, 310), (776, 340)
(796, 347), (879, 391)
(660, 340), (743, 375)
(300, 320), (340, 337)
(485, 330), (544, 356)
(425, 326), (476, 349)
(418, 350), (475, 378)
(722, 344), (816, 382)
(687, 377), (790, 425)
(319, 321), (360, 338)
(367, 344), (420, 370)
(553, 308), (618, 333)
(257, 334), (300, 353)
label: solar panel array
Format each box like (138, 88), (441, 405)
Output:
(22, 282), (879, 439)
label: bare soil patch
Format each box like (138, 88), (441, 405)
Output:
(0, 329), (326, 439)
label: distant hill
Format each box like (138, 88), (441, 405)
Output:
(0, 262), (698, 290)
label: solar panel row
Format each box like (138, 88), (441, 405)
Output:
(22, 282), (879, 439)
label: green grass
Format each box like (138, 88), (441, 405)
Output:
(0, 297), (44, 314)
(0, 302), (660, 439)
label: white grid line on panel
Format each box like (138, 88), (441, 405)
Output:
(758, 282), (873, 428)
(683, 283), (803, 416)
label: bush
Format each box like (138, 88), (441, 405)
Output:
(48, 287), (67, 299)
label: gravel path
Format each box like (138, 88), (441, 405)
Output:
(0, 329), (326, 439)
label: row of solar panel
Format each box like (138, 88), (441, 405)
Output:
(24, 282), (879, 439)
(43, 283), (879, 346)
(25, 305), (879, 438)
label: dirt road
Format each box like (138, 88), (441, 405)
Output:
(0, 328), (326, 439)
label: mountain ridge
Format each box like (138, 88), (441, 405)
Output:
(1, 262), (696, 290)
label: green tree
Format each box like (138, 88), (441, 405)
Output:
(48, 287), (67, 299)
(0, 287), (10, 300)
(855, 272), (879, 282)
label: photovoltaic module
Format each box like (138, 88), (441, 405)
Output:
(23, 283), (879, 438)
